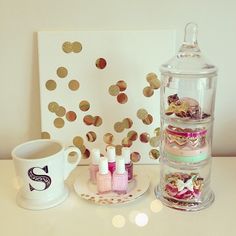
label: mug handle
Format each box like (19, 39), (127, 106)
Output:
(64, 146), (81, 180)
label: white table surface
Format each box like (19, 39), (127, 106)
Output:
(1, 158), (235, 236)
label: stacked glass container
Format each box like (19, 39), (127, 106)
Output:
(155, 23), (217, 211)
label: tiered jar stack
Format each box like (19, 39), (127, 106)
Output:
(155, 23), (217, 211)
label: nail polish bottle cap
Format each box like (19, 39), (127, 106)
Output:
(107, 146), (116, 163)
(116, 156), (125, 174)
(122, 147), (131, 164)
(91, 148), (100, 165)
(99, 157), (109, 174)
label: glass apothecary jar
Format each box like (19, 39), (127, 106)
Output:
(155, 23), (217, 211)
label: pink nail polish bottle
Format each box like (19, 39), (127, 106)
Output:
(96, 157), (112, 193)
(107, 146), (116, 175)
(89, 148), (100, 184)
(122, 147), (133, 181)
(112, 156), (128, 194)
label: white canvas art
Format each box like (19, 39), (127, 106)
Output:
(38, 31), (175, 164)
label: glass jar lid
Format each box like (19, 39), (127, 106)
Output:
(160, 23), (217, 76)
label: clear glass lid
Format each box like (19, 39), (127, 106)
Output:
(160, 23), (217, 76)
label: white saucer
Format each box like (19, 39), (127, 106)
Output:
(16, 185), (69, 210)
(74, 168), (150, 205)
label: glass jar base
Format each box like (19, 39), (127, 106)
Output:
(154, 185), (214, 212)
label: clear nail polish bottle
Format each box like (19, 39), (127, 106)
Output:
(106, 146), (116, 175)
(96, 157), (112, 193)
(122, 147), (133, 181)
(112, 156), (128, 194)
(89, 148), (100, 184)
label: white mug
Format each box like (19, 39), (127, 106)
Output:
(12, 139), (81, 210)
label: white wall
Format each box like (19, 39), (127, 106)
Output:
(0, 0), (235, 158)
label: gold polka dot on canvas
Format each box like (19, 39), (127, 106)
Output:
(103, 133), (114, 144)
(72, 41), (82, 53)
(73, 136), (84, 147)
(41, 132), (51, 139)
(149, 136), (160, 147)
(83, 115), (94, 126)
(109, 85), (120, 96)
(45, 80), (57, 91)
(62, 41), (73, 53)
(68, 80), (80, 91)
(122, 137), (132, 147)
(114, 122), (125, 133)
(127, 130), (138, 141)
(66, 111), (77, 122)
(149, 78), (161, 90)
(48, 102), (59, 113)
(57, 67), (68, 78)
(93, 116), (103, 127)
(137, 108), (148, 120)
(143, 86), (154, 97)
(139, 132), (150, 143)
(130, 152), (141, 162)
(142, 114), (153, 125)
(146, 72), (157, 83)
(79, 100), (90, 111)
(149, 149), (160, 160)
(54, 118), (65, 128)
(122, 118), (133, 129)
(116, 80), (127, 92)
(55, 106), (66, 117)
(86, 131), (97, 142)
(154, 127), (161, 137)
(117, 93), (128, 104)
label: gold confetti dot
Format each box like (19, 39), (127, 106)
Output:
(86, 131), (97, 142)
(146, 72), (158, 83)
(62, 41), (73, 53)
(79, 145), (86, 156)
(83, 115), (94, 126)
(140, 132), (150, 143)
(137, 108), (148, 120)
(114, 122), (125, 133)
(72, 41), (82, 53)
(142, 114), (153, 125)
(41, 132), (50, 139)
(122, 118), (133, 129)
(122, 137), (132, 147)
(103, 133), (114, 144)
(116, 80), (127, 91)
(149, 78), (161, 90)
(127, 130), (138, 141)
(117, 93), (128, 104)
(54, 118), (65, 128)
(45, 80), (57, 91)
(55, 106), (66, 117)
(66, 111), (77, 121)
(149, 149), (160, 160)
(93, 116), (102, 127)
(131, 152), (141, 162)
(96, 58), (107, 69)
(149, 136), (160, 147)
(108, 85), (120, 96)
(73, 136), (84, 147)
(57, 67), (68, 78)
(79, 100), (90, 111)
(143, 86), (154, 97)
(115, 145), (123, 155)
(48, 102), (59, 113)
(154, 127), (161, 137)
(68, 80), (80, 91)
